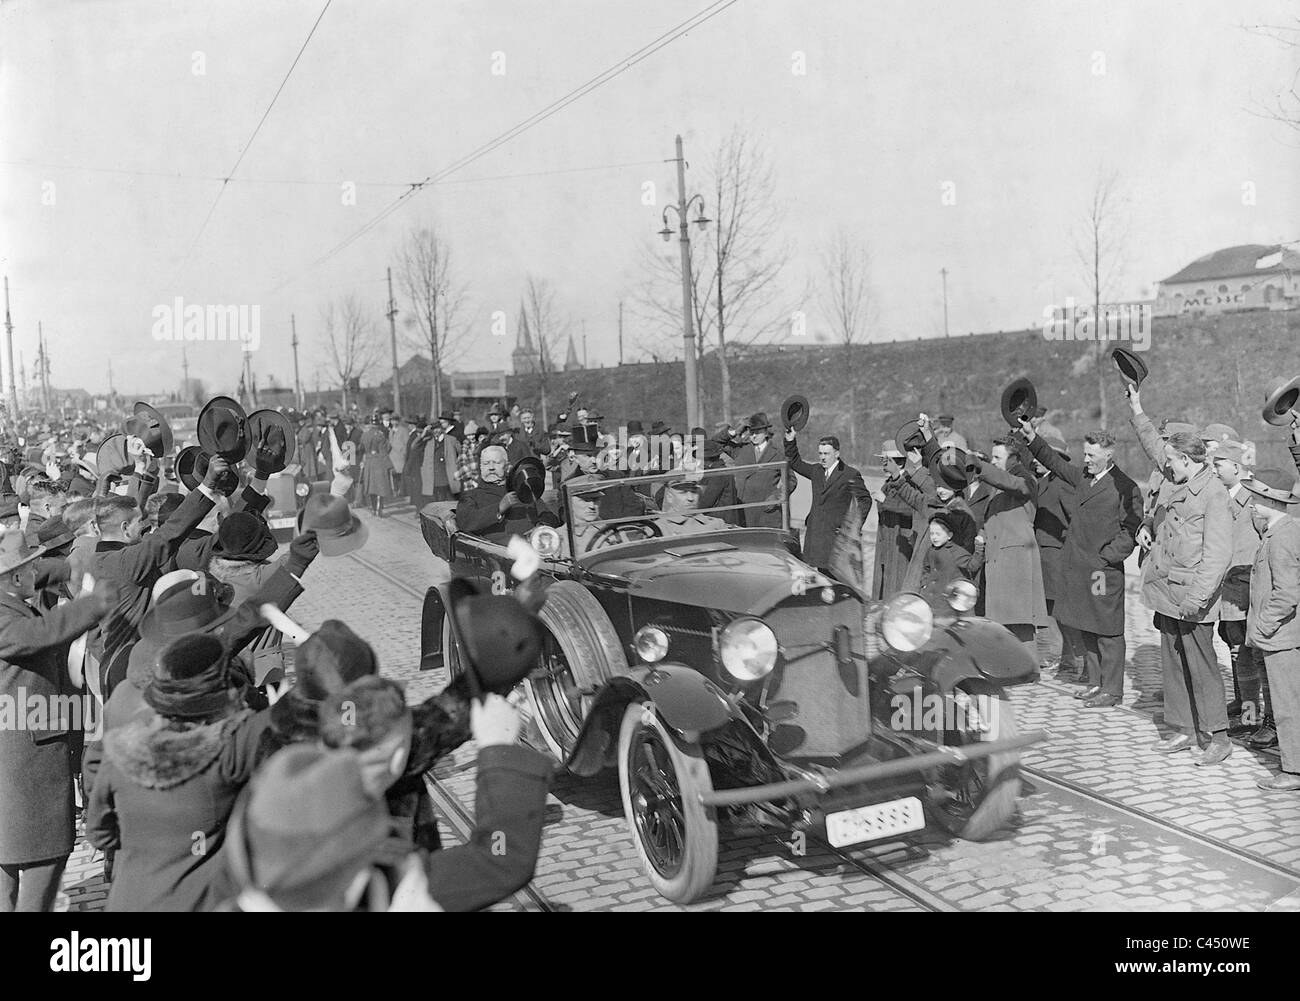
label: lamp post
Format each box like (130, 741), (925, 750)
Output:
(659, 135), (710, 429)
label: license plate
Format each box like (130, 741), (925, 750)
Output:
(825, 796), (925, 847)
(268, 517), (297, 530)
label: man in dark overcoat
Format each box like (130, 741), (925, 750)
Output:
(784, 427), (872, 571)
(872, 442), (922, 599)
(0, 534), (114, 911)
(732, 412), (786, 529)
(1023, 421), (1143, 708)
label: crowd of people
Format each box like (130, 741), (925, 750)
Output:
(0, 397), (551, 912)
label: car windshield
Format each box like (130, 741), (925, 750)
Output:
(563, 460), (790, 557)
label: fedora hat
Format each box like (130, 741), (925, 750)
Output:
(509, 456), (547, 505)
(569, 424), (603, 454)
(895, 420), (925, 455)
(175, 445), (204, 491)
(1111, 347), (1148, 388)
(781, 394), (810, 432)
(930, 445), (969, 491)
(649, 420), (673, 437)
(244, 409), (296, 474)
(35, 516), (75, 552)
(999, 378), (1038, 427)
(1262, 376), (1300, 427)
(198, 396), (249, 462)
(299, 493), (368, 557)
(449, 577), (544, 697)
(1242, 467), (1300, 505)
(746, 412), (773, 433)
(0, 532), (45, 576)
(126, 402), (174, 457)
(95, 432), (133, 479)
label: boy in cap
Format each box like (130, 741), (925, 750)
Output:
(917, 509), (983, 610)
(1242, 469), (1300, 790)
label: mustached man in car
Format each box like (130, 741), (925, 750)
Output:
(455, 446), (556, 545)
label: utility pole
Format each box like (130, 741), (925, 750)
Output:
(940, 267), (950, 338)
(673, 135), (700, 428)
(107, 358), (115, 402)
(582, 320), (588, 369)
(618, 300), (624, 366)
(291, 314), (303, 410)
(38, 322), (51, 412)
(18, 352), (26, 411)
(386, 268), (401, 413)
(181, 345), (190, 403)
(3, 277), (18, 419)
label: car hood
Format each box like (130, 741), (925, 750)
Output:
(587, 535), (821, 616)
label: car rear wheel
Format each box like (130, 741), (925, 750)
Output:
(617, 701), (719, 905)
(523, 581), (627, 762)
(930, 687), (1021, 841)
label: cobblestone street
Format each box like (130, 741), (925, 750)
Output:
(56, 499), (1300, 912)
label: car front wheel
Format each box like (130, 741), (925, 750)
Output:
(929, 687), (1021, 841)
(617, 701), (719, 905)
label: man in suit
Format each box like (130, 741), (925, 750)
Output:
(784, 427), (872, 571)
(732, 412), (786, 529)
(1023, 421), (1142, 708)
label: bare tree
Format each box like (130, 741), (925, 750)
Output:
(635, 128), (793, 423)
(320, 295), (382, 411)
(818, 231), (874, 454)
(522, 275), (567, 427)
(397, 224), (471, 420)
(1244, 17), (1300, 136)
(1073, 170), (1127, 427)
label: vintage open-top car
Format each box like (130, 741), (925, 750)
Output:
(418, 461), (1045, 904)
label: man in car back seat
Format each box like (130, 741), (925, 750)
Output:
(455, 446), (556, 545)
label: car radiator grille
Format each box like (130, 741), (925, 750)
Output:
(764, 601), (873, 760)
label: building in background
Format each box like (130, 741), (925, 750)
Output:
(1154, 244), (1300, 317)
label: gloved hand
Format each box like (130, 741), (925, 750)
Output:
(285, 529), (319, 575)
(254, 425), (285, 477)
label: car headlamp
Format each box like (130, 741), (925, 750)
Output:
(719, 617), (778, 681)
(294, 483), (310, 497)
(880, 593), (934, 652)
(528, 525), (561, 559)
(945, 579), (977, 613)
(633, 625), (669, 663)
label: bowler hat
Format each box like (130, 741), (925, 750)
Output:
(930, 445), (969, 491)
(198, 396), (249, 462)
(626, 420), (644, 435)
(746, 412), (772, 433)
(126, 402), (174, 457)
(1242, 468), (1300, 505)
(781, 395), (810, 432)
(1111, 347), (1148, 388)
(999, 378), (1038, 427)
(1262, 376), (1300, 427)
(299, 494), (367, 557)
(245, 409), (296, 474)
(509, 456), (547, 505)
(0, 532), (44, 576)
(449, 577), (544, 697)
(226, 744), (393, 910)
(895, 420), (925, 455)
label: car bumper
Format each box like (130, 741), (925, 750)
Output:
(696, 729), (1046, 808)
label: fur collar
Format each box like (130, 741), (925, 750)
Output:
(106, 707), (252, 790)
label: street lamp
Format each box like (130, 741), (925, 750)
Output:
(661, 135), (710, 429)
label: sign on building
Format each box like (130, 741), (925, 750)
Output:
(450, 371), (507, 399)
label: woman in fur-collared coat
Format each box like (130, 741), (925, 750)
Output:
(86, 634), (269, 912)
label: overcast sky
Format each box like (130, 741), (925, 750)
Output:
(2, 0), (1297, 398)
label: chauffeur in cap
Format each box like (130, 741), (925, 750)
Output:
(933, 414), (968, 451)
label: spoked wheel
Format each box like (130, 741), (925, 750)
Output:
(617, 701), (718, 904)
(929, 686), (1021, 841)
(523, 630), (591, 760)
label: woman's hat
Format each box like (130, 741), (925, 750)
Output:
(144, 633), (237, 720)
(999, 378), (1038, 427)
(215, 511), (278, 562)
(245, 409), (296, 474)
(449, 577), (544, 697)
(780, 395), (810, 431)
(198, 396), (250, 462)
(298, 494), (368, 557)
(1111, 347), (1148, 388)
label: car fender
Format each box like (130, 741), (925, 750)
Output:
(566, 665), (741, 777)
(418, 583), (464, 679)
